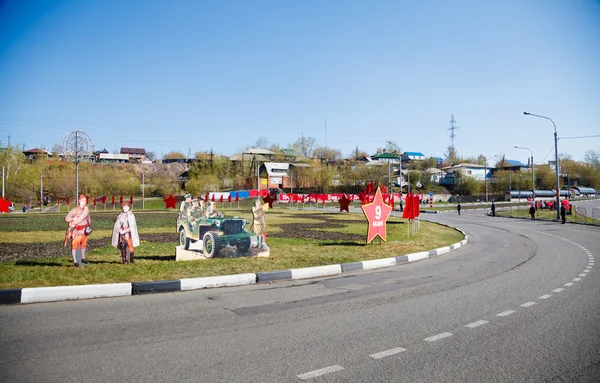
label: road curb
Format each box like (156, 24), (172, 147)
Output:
(1, 224), (468, 305)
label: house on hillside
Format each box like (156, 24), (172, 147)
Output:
(402, 151), (426, 162)
(440, 163), (489, 185)
(23, 148), (53, 161)
(121, 147), (146, 161)
(257, 162), (312, 189)
(97, 153), (129, 163)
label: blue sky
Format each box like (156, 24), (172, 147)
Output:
(1, 0), (599, 163)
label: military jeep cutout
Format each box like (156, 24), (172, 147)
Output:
(177, 209), (252, 258)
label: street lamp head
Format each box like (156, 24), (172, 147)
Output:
(514, 145), (518, 148)
(523, 111), (530, 115)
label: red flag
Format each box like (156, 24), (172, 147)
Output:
(402, 193), (413, 219)
(205, 193), (209, 202)
(93, 198), (97, 206)
(57, 197), (61, 205)
(228, 194), (232, 203)
(382, 185), (387, 194)
(235, 193), (239, 202)
(66, 197), (70, 205)
(120, 195), (124, 204)
(412, 194), (420, 218)
(85, 195), (89, 204)
(219, 195), (224, 203)
(211, 194), (215, 202)
(130, 195), (133, 205)
(111, 195), (115, 205)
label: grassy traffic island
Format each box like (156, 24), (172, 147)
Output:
(0, 202), (464, 289)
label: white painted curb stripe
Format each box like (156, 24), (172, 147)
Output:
(361, 257), (397, 270)
(21, 283), (132, 303)
(435, 247), (450, 255)
(407, 251), (429, 262)
(370, 347), (406, 359)
(291, 265), (342, 280)
(180, 273), (256, 291)
(297, 365), (344, 380)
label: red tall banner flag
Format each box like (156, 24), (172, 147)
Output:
(412, 194), (420, 218)
(228, 194), (231, 203)
(219, 195), (224, 203)
(402, 193), (413, 219)
(130, 195), (134, 205)
(235, 193), (239, 202)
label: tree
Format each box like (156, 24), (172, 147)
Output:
(250, 137), (270, 149)
(313, 146), (342, 162)
(164, 151), (186, 160)
(584, 150), (600, 169)
(146, 151), (156, 161)
(292, 136), (317, 158)
(445, 146), (458, 165)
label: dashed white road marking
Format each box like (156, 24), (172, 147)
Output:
(573, 278), (581, 281)
(298, 365), (344, 380)
(539, 294), (552, 299)
(553, 288), (564, 293)
(564, 282), (574, 287)
(466, 320), (488, 328)
(587, 266), (592, 269)
(583, 270), (590, 273)
(424, 332), (453, 342)
(579, 274), (587, 277)
(497, 310), (515, 317)
(521, 302), (536, 307)
(370, 347), (407, 359)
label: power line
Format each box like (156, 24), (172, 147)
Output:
(559, 135), (600, 140)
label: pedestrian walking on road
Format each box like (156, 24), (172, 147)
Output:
(529, 205), (536, 221)
(491, 201), (496, 217)
(560, 204), (567, 224)
(457, 203), (462, 215)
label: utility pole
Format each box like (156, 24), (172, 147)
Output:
(40, 172), (43, 212)
(448, 115), (459, 147)
(142, 173), (145, 210)
(2, 166), (4, 197)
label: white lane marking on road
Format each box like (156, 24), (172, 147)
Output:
(369, 347), (407, 359)
(521, 302), (536, 307)
(587, 266), (592, 269)
(539, 294), (552, 299)
(564, 282), (574, 287)
(553, 288), (564, 293)
(580, 273), (587, 276)
(424, 332), (453, 342)
(497, 310), (515, 317)
(298, 365), (344, 380)
(466, 320), (488, 328)
(573, 278), (581, 281)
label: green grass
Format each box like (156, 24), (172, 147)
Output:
(0, 207), (464, 289)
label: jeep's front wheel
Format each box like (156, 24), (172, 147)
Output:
(179, 226), (191, 250)
(203, 231), (219, 258)
(237, 238), (251, 254)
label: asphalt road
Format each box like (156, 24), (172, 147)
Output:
(573, 199), (600, 219)
(1, 213), (599, 382)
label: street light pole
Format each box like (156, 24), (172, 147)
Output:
(524, 112), (560, 220)
(514, 145), (535, 202)
(485, 154), (497, 202)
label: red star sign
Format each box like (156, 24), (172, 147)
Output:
(338, 193), (352, 213)
(262, 193), (275, 208)
(0, 197), (11, 213)
(361, 186), (393, 244)
(163, 194), (178, 209)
